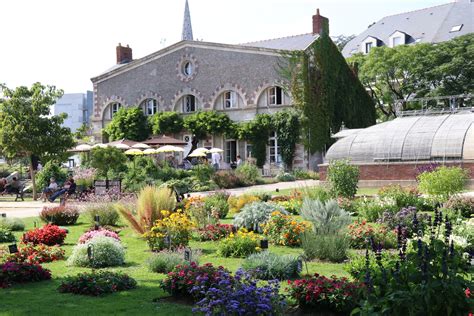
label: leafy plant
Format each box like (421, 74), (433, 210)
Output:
(4, 243), (65, 264)
(0, 228), (15, 243)
(149, 111), (184, 135)
(78, 228), (120, 244)
(326, 159), (359, 198)
(276, 172), (296, 182)
(84, 203), (120, 226)
(417, 166), (469, 202)
(301, 185), (332, 203)
(36, 161), (68, 190)
(58, 271), (136, 296)
(0, 217), (25, 231)
(217, 229), (262, 258)
(272, 109), (301, 169)
(143, 210), (194, 251)
(378, 184), (421, 209)
(444, 195), (474, 218)
(233, 201), (287, 233)
(301, 231), (350, 263)
(67, 236), (125, 268)
(185, 196), (218, 228)
(300, 199), (352, 234)
(237, 114), (272, 167)
(235, 163), (260, 186)
(204, 191), (230, 219)
(355, 198), (397, 222)
(262, 211), (310, 247)
(90, 147), (127, 180)
(212, 170), (241, 189)
(72, 166), (97, 187)
(287, 274), (362, 313)
(39, 205), (80, 225)
(347, 220), (397, 249)
(0, 262), (51, 288)
(104, 106), (150, 141)
(147, 248), (201, 274)
(194, 224), (235, 241)
(242, 251), (301, 280)
(22, 224), (67, 246)
(292, 169), (319, 180)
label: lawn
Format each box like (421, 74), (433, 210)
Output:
(0, 215), (348, 315)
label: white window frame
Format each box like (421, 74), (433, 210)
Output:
(268, 86), (283, 106)
(142, 98), (157, 116)
(223, 91), (237, 109)
(182, 95), (196, 113)
(365, 42), (373, 54)
(109, 102), (122, 118)
(224, 139), (237, 163)
(392, 36), (402, 47)
(268, 131), (281, 164)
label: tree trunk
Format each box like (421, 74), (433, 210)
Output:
(29, 156), (37, 200)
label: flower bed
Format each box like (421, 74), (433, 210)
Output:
(217, 229), (262, 258)
(40, 205), (80, 225)
(262, 211), (310, 246)
(58, 271), (136, 296)
(347, 220), (396, 249)
(194, 224), (235, 241)
(78, 228), (120, 244)
(21, 224), (67, 246)
(0, 262), (51, 288)
(4, 243), (65, 264)
(287, 274), (362, 313)
(144, 210), (194, 251)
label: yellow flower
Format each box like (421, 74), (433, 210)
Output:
(255, 246), (262, 251)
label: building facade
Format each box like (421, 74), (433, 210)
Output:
(91, 2), (335, 170)
(342, 0), (473, 57)
(52, 91), (93, 132)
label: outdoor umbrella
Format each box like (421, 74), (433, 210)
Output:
(92, 144), (108, 148)
(188, 150), (207, 157)
(143, 148), (158, 155)
(132, 143), (150, 149)
(114, 143), (130, 149)
(124, 148), (144, 155)
(156, 145), (185, 153)
(194, 147), (210, 154)
(208, 148), (224, 153)
(74, 144), (92, 152)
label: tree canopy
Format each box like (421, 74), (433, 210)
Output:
(349, 33), (474, 120)
(90, 147), (127, 180)
(104, 106), (150, 141)
(149, 111), (184, 135)
(0, 83), (75, 199)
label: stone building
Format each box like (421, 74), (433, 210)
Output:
(90, 1), (336, 170)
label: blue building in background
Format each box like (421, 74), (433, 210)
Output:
(51, 91), (93, 132)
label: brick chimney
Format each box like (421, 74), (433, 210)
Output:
(116, 43), (132, 64)
(312, 9), (329, 36)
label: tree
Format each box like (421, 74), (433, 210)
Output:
(238, 114), (272, 168)
(90, 147), (127, 180)
(332, 34), (355, 51)
(149, 111), (184, 135)
(0, 83), (75, 199)
(104, 106), (150, 141)
(183, 111), (235, 154)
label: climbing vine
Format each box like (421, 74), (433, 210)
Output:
(238, 114), (272, 168)
(272, 109), (301, 169)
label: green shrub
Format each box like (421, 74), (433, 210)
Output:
(417, 166), (468, 201)
(36, 161), (68, 189)
(345, 251), (397, 280)
(191, 164), (214, 183)
(327, 159), (359, 198)
(0, 227), (15, 243)
(301, 232), (350, 263)
(147, 249), (201, 274)
(40, 205), (80, 225)
(444, 195), (474, 218)
(84, 203), (120, 226)
(235, 163), (260, 186)
(378, 185), (421, 209)
(67, 236), (125, 268)
(58, 271), (136, 296)
(123, 156), (160, 191)
(204, 192), (230, 219)
(355, 198), (397, 222)
(212, 171), (241, 189)
(300, 199), (352, 234)
(0, 217), (25, 231)
(228, 194), (261, 213)
(292, 169), (319, 180)
(157, 162), (189, 182)
(276, 172), (296, 182)
(242, 251), (300, 280)
(233, 202), (287, 233)
(301, 185), (331, 202)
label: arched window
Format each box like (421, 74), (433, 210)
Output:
(141, 98), (157, 116)
(268, 86), (283, 105)
(182, 95), (196, 113)
(109, 102), (122, 118)
(223, 91), (237, 109)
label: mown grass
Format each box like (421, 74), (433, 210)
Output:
(0, 215), (348, 316)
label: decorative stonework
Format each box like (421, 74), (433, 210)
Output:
(250, 80), (290, 105)
(170, 87), (205, 112)
(93, 83), (100, 118)
(135, 92), (165, 109)
(176, 53), (199, 82)
(208, 83), (248, 109)
(99, 95), (127, 119)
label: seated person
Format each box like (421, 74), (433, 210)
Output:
(0, 178), (7, 192)
(40, 177), (58, 202)
(3, 177), (21, 194)
(49, 177), (76, 202)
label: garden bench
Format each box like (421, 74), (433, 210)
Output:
(2, 183), (25, 201)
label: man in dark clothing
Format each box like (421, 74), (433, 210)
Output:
(49, 177), (76, 202)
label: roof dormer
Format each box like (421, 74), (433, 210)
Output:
(361, 36), (380, 54)
(388, 30), (408, 47)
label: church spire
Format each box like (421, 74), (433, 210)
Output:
(182, 0), (194, 41)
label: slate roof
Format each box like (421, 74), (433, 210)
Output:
(240, 33), (319, 51)
(342, 0), (474, 57)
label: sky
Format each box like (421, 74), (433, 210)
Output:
(0, 0), (451, 93)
